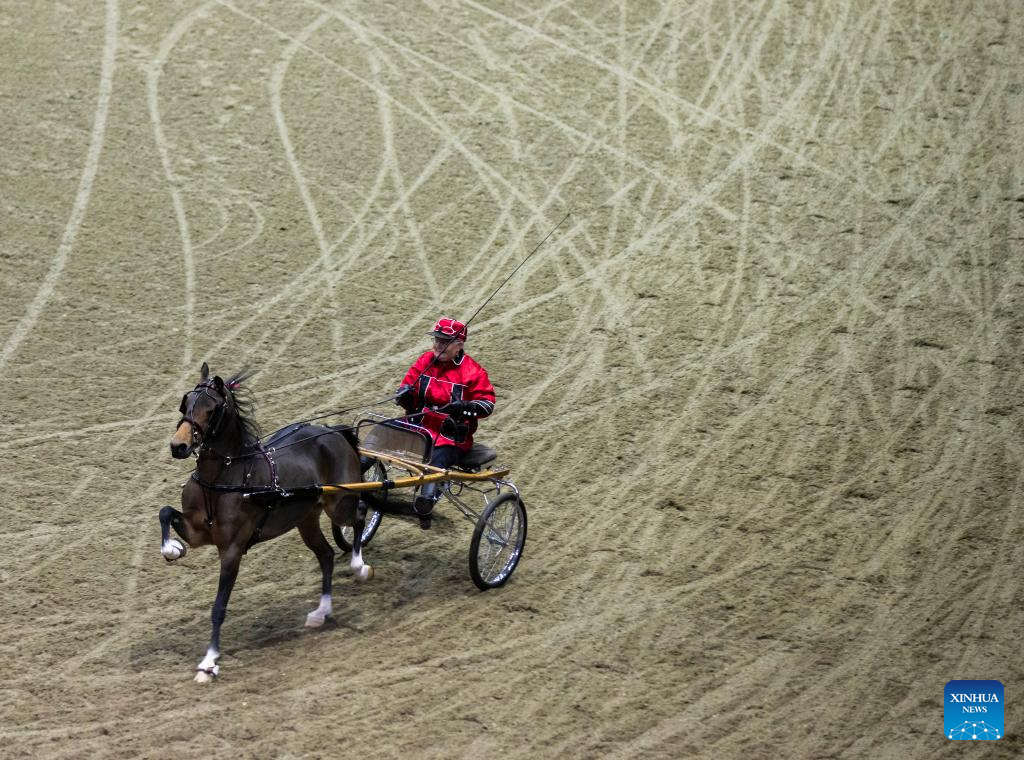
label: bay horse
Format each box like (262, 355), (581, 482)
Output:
(159, 362), (370, 682)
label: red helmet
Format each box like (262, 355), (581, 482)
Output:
(429, 317), (467, 342)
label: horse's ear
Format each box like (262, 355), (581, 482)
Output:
(213, 375), (225, 395)
(201, 362), (210, 380)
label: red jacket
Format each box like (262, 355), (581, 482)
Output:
(401, 350), (495, 450)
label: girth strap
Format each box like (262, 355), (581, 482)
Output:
(244, 507), (275, 554)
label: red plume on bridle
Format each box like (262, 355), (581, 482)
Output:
(220, 368), (260, 442)
(225, 368), (255, 391)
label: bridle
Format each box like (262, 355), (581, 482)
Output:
(176, 380), (228, 452)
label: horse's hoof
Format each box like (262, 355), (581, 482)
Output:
(194, 669), (215, 683)
(162, 538), (186, 562)
(305, 613), (325, 628)
(356, 565), (374, 582)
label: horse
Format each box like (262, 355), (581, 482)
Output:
(159, 362), (371, 682)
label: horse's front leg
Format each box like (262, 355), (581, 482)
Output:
(195, 546), (242, 683)
(349, 497), (373, 582)
(159, 505), (205, 561)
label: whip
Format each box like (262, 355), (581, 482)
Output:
(303, 212), (571, 424)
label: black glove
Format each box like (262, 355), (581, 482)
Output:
(436, 400), (468, 418)
(438, 399), (492, 419)
(395, 384), (416, 411)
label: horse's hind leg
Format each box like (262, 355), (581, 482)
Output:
(349, 498), (373, 582)
(195, 545), (242, 683)
(297, 514), (335, 628)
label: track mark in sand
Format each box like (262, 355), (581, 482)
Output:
(0, 0), (119, 374)
(204, 190), (267, 261)
(59, 507), (166, 673)
(0, 413), (171, 450)
(550, 81), (1010, 695)
(217, 1), (573, 321)
(688, 0), (775, 117)
(266, 24), (468, 346)
(524, 5), (869, 350)
(616, 338), (984, 624)
(218, 0), (668, 397)
(146, 2), (220, 371)
(134, 0), (462, 417)
(460, 0), (874, 197)
(269, 14), (337, 279)
(332, 12), (441, 295)
(268, 11), (376, 357)
(309, 0), (738, 223)
(617, 71), (1004, 535)
(4, 2), (1019, 757)
(144, 52), (345, 389)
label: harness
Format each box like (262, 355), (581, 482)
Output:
(188, 436), (357, 555)
(177, 380), (364, 549)
(189, 440), (283, 513)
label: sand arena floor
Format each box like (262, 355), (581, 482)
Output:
(1, 1), (1022, 757)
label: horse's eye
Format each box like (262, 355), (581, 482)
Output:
(179, 394), (188, 414)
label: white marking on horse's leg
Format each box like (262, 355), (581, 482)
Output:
(161, 538), (186, 561)
(194, 647), (219, 682)
(350, 546), (373, 581)
(305, 593), (332, 628)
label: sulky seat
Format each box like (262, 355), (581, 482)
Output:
(456, 442), (497, 471)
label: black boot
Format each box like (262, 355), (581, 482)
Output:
(413, 495), (434, 530)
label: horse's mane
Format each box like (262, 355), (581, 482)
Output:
(225, 369), (261, 445)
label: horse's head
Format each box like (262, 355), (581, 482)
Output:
(170, 362), (230, 459)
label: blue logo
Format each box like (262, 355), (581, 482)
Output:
(945, 680), (1003, 740)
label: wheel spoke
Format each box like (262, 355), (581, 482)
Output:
(485, 500), (516, 545)
(482, 547), (505, 578)
(470, 492), (526, 589)
(479, 501), (521, 580)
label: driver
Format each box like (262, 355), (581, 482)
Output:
(395, 317), (495, 529)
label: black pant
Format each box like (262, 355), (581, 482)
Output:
(419, 445), (460, 504)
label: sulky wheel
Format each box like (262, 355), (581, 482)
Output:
(469, 492), (527, 590)
(332, 509), (382, 552)
(332, 462), (385, 552)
